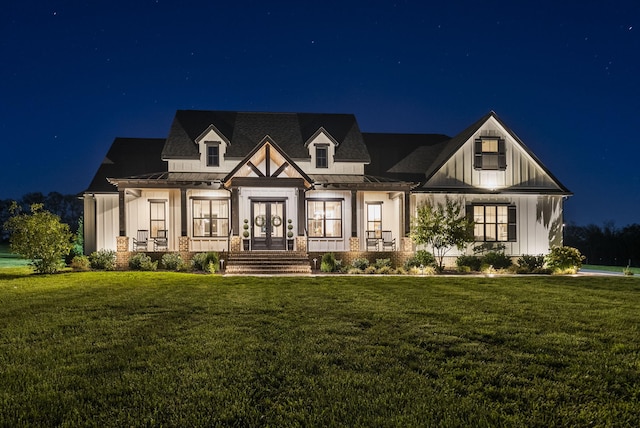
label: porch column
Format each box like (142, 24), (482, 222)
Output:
(404, 191), (411, 236)
(351, 190), (357, 237)
(231, 188), (239, 235)
(118, 189), (126, 237)
(297, 188), (306, 236)
(180, 188), (187, 236)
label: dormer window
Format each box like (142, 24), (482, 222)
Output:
(316, 145), (328, 168)
(206, 143), (220, 167)
(474, 137), (506, 170)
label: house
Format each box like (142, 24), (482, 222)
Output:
(83, 110), (571, 269)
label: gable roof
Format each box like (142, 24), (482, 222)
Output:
(161, 110), (370, 162)
(85, 138), (166, 193)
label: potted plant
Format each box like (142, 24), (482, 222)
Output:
(286, 219), (294, 251)
(242, 219), (250, 251)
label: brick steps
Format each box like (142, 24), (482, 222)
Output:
(225, 251), (311, 274)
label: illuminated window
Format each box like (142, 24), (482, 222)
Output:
(149, 200), (166, 238)
(474, 137), (506, 170)
(316, 145), (328, 168)
(367, 203), (382, 237)
(307, 200), (342, 238)
(473, 204), (516, 242)
(192, 199), (229, 237)
(206, 143), (220, 167)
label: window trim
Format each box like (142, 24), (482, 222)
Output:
(470, 203), (516, 242)
(307, 198), (343, 238)
(206, 142), (220, 167)
(315, 144), (329, 169)
(474, 137), (506, 170)
(191, 198), (230, 238)
(149, 200), (166, 238)
(366, 202), (383, 238)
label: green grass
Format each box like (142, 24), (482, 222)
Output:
(583, 264), (640, 274)
(0, 243), (30, 268)
(1, 272), (639, 427)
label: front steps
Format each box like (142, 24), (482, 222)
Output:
(224, 251), (312, 274)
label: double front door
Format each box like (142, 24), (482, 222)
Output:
(251, 200), (285, 250)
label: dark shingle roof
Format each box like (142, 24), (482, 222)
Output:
(161, 110), (370, 162)
(85, 138), (167, 193)
(364, 133), (450, 182)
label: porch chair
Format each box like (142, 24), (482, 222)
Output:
(366, 230), (379, 251)
(132, 230), (149, 251)
(381, 230), (396, 251)
(154, 229), (168, 251)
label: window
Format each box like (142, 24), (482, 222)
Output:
(307, 200), (342, 238)
(315, 145), (328, 168)
(149, 200), (166, 238)
(192, 199), (229, 237)
(206, 143), (220, 167)
(474, 137), (506, 170)
(367, 203), (382, 238)
(472, 204), (516, 242)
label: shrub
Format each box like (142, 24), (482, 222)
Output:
(364, 265), (378, 274)
(623, 266), (634, 276)
(192, 252), (219, 273)
(404, 250), (436, 270)
(376, 266), (393, 275)
(161, 253), (187, 271)
(129, 253), (158, 271)
(456, 255), (482, 272)
(347, 267), (363, 274)
(70, 255), (90, 271)
(545, 246), (585, 274)
(408, 265), (436, 275)
(3, 203), (73, 274)
(517, 254), (546, 273)
(89, 249), (116, 271)
(351, 258), (370, 271)
(320, 252), (337, 273)
(482, 251), (512, 269)
(374, 258), (392, 269)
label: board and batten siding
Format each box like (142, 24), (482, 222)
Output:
(413, 193), (563, 257)
(427, 116), (560, 191)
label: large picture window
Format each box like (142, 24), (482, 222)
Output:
(473, 204), (516, 242)
(474, 137), (506, 170)
(150, 200), (166, 238)
(192, 199), (229, 237)
(307, 200), (342, 238)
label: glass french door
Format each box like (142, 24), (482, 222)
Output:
(251, 201), (285, 250)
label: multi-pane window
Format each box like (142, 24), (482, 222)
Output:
(473, 205), (516, 242)
(192, 199), (229, 237)
(307, 200), (342, 237)
(206, 144), (220, 167)
(367, 203), (382, 238)
(149, 201), (166, 238)
(474, 137), (506, 170)
(315, 145), (328, 168)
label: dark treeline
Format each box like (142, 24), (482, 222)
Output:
(564, 222), (640, 267)
(0, 192), (83, 242)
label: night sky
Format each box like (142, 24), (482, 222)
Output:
(1, 1), (638, 226)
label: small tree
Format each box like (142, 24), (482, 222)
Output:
(410, 197), (474, 271)
(3, 203), (73, 274)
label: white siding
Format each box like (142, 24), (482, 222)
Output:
(94, 194), (119, 252)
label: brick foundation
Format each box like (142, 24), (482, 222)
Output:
(116, 236), (130, 270)
(349, 237), (360, 252)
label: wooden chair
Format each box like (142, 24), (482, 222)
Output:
(366, 230), (379, 251)
(381, 230), (396, 251)
(154, 230), (168, 251)
(132, 230), (148, 251)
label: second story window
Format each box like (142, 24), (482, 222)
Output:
(316, 145), (328, 168)
(206, 143), (220, 167)
(474, 137), (506, 170)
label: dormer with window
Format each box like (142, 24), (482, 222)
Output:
(474, 136), (506, 170)
(191, 124), (230, 171)
(305, 127), (338, 173)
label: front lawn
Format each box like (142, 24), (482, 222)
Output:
(1, 272), (639, 427)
